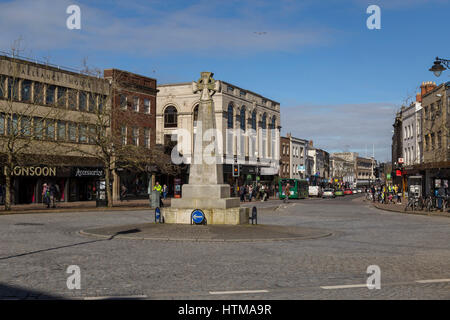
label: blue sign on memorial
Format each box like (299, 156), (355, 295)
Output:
(191, 209), (206, 225)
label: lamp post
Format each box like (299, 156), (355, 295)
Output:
(429, 57), (450, 77)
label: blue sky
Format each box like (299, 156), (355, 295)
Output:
(1, 0), (449, 161)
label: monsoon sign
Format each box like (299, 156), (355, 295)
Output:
(3, 166), (57, 177)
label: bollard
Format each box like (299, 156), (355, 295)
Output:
(249, 206), (257, 225)
(155, 207), (163, 223)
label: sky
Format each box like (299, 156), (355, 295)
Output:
(1, 0), (449, 162)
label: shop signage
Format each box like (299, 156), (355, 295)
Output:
(298, 165), (305, 172)
(73, 168), (104, 177)
(4, 166), (56, 177)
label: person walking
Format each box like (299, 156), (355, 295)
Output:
(49, 183), (57, 208)
(248, 185), (253, 202)
(120, 184), (127, 201)
(163, 184), (168, 200)
(284, 183), (290, 203)
(42, 183), (50, 208)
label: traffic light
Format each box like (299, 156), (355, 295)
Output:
(232, 163), (239, 177)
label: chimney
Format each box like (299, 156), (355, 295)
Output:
(421, 81), (437, 96)
(416, 92), (422, 103)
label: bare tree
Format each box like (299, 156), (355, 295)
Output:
(0, 44), (68, 210)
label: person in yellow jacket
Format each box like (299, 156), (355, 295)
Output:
(153, 181), (163, 207)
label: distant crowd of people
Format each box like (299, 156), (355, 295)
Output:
(233, 183), (277, 202)
(367, 184), (402, 204)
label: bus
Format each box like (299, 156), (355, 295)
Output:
(279, 179), (309, 199)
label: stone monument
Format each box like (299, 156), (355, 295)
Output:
(162, 72), (249, 224)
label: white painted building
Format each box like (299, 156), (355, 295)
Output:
(287, 134), (309, 179)
(156, 78), (280, 185)
(402, 101), (423, 166)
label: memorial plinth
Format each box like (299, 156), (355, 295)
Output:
(163, 72), (249, 225)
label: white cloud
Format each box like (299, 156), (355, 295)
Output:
(281, 102), (398, 161)
(0, 0), (334, 57)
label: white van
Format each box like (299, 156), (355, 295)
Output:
(308, 186), (322, 197)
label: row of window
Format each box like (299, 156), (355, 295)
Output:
(424, 131), (442, 152)
(120, 125), (151, 148)
(0, 113), (104, 144)
(119, 94), (151, 114)
(226, 85), (276, 108)
(0, 76), (107, 113)
(227, 105), (276, 130)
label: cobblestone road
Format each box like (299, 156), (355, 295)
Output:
(0, 195), (449, 299)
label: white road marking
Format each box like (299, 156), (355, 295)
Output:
(83, 295), (147, 300)
(416, 279), (450, 284)
(321, 284), (368, 290)
(209, 289), (269, 295)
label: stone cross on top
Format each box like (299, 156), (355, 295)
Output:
(192, 72), (220, 101)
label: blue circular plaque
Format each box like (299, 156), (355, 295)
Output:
(191, 209), (205, 224)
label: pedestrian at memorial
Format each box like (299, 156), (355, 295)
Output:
(153, 181), (163, 207)
(42, 183), (50, 208)
(163, 184), (168, 200)
(248, 185), (253, 202)
(49, 183), (57, 208)
(120, 184), (127, 201)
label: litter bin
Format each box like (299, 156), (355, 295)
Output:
(96, 179), (108, 207)
(150, 190), (160, 208)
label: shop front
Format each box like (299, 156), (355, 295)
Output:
(2, 165), (105, 204)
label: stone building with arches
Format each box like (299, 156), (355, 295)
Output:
(156, 79), (280, 190)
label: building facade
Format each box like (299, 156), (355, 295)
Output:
(0, 54), (110, 204)
(280, 136), (290, 179)
(104, 69), (158, 201)
(288, 134), (309, 179)
(156, 79), (281, 187)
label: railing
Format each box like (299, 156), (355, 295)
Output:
(0, 50), (102, 78)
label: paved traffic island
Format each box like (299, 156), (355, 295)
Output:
(80, 223), (333, 242)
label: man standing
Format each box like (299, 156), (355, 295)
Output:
(163, 184), (168, 200)
(153, 181), (163, 207)
(284, 183), (290, 203)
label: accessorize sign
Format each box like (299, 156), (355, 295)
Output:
(73, 168), (104, 177)
(3, 166), (57, 177)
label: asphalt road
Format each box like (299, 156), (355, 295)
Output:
(0, 194), (449, 300)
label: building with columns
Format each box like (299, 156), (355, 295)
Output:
(156, 79), (280, 187)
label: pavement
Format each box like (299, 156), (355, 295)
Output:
(0, 193), (449, 300)
(80, 223), (333, 242)
(363, 198), (450, 218)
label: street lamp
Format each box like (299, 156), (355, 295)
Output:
(429, 57), (449, 77)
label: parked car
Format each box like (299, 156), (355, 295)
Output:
(344, 189), (353, 195)
(357, 188), (363, 193)
(352, 189), (358, 194)
(322, 188), (335, 198)
(308, 186), (323, 197)
(335, 189), (344, 196)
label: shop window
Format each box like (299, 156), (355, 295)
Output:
(98, 95), (106, 113)
(88, 125), (96, 144)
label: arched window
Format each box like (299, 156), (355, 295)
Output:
(193, 104), (199, 127)
(240, 106), (246, 131)
(251, 110), (256, 130)
(262, 113), (267, 128)
(164, 106), (178, 128)
(227, 104), (234, 129)
(271, 116), (276, 129)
